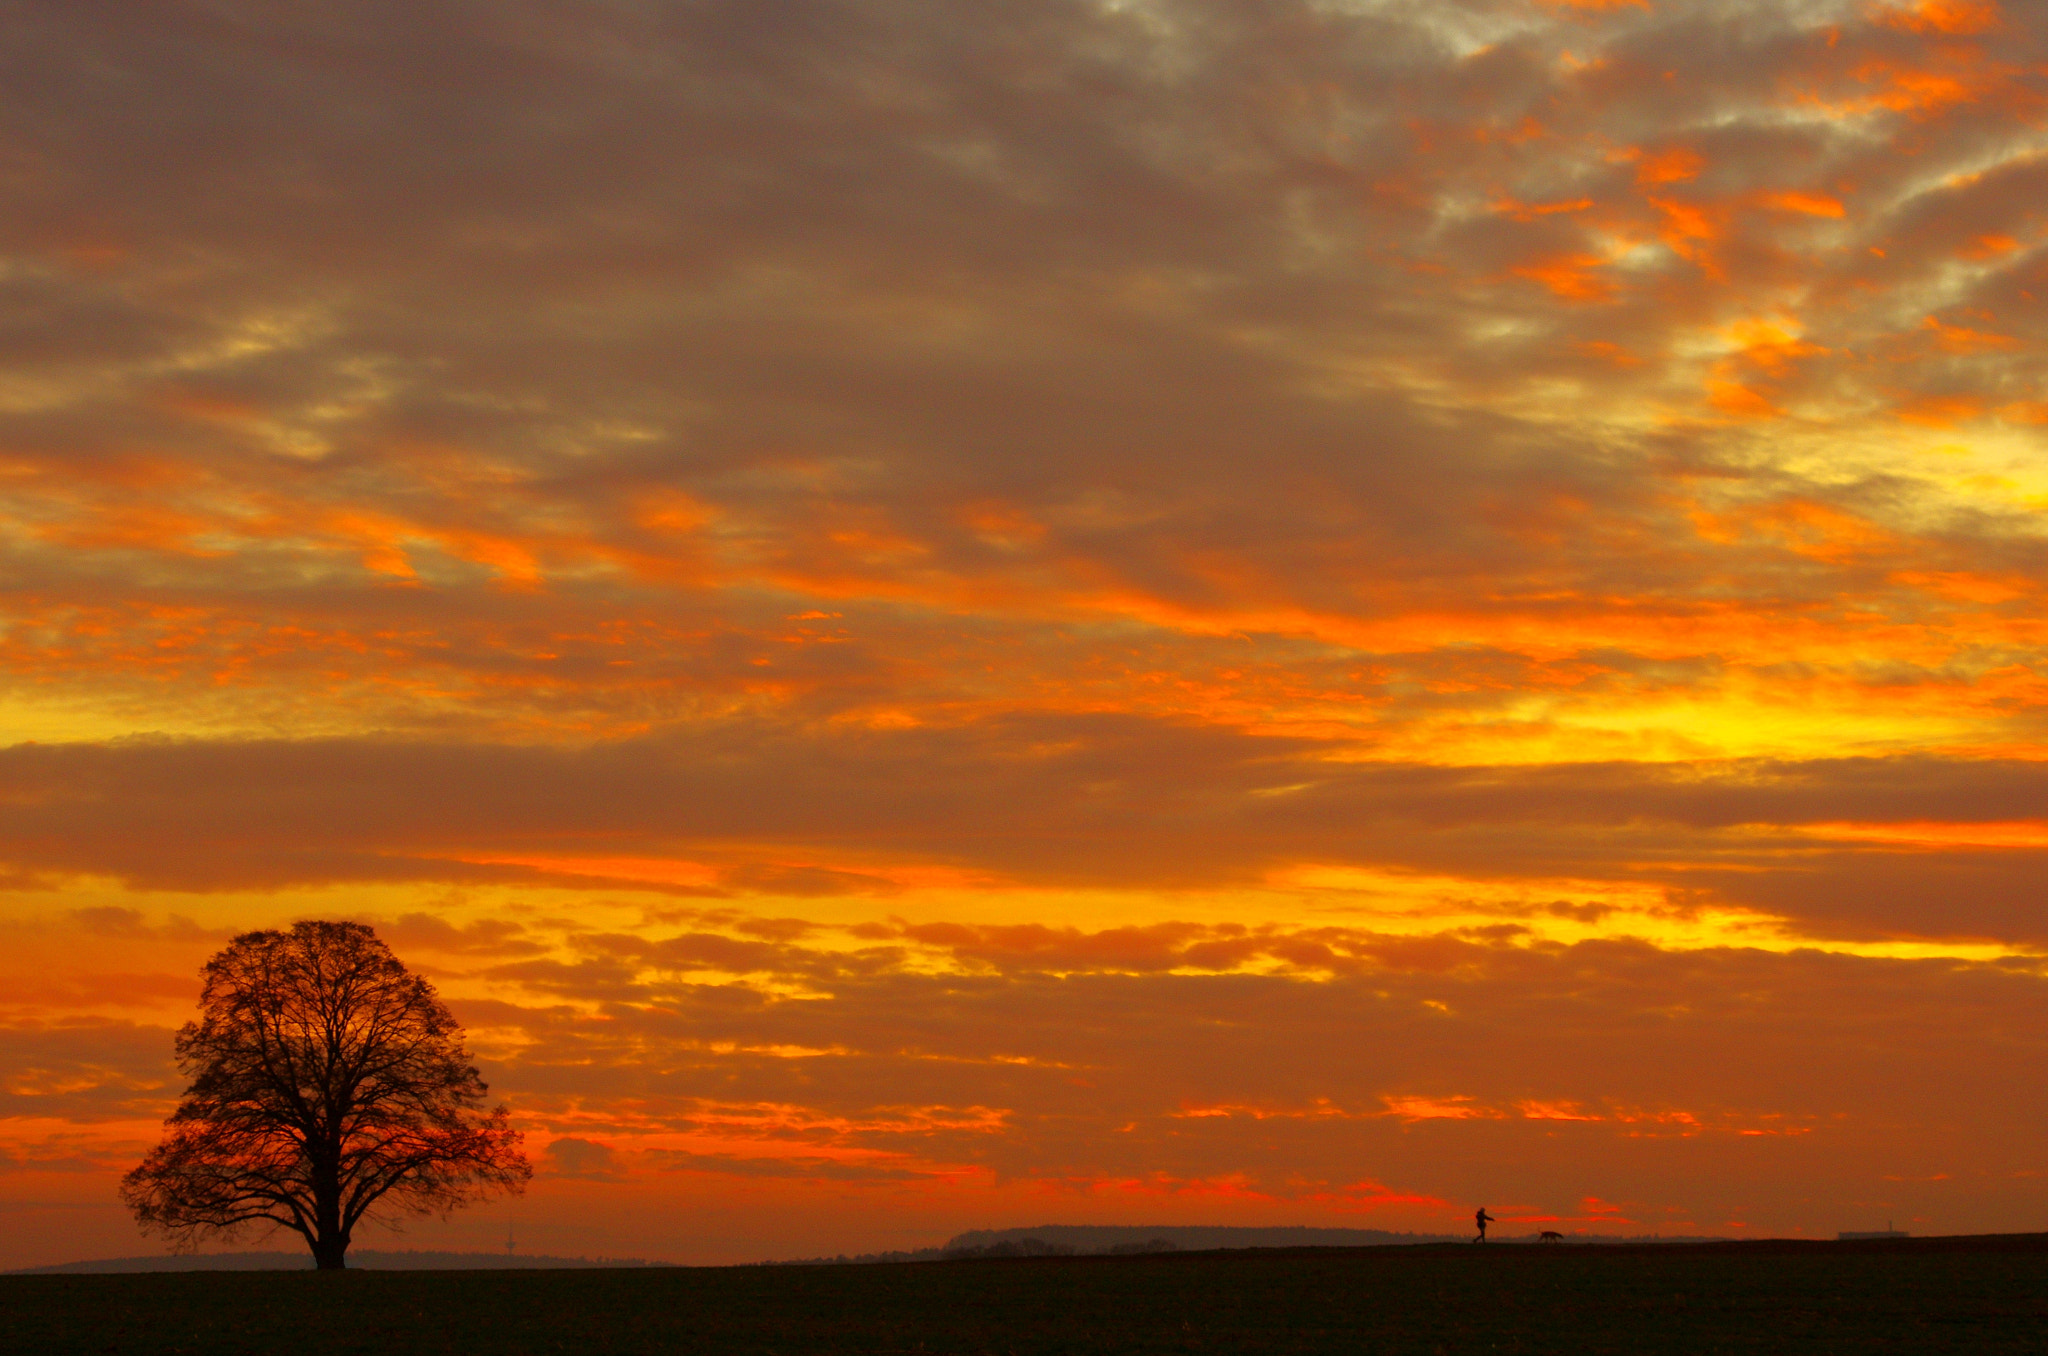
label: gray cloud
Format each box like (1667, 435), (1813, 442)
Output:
(6, 729), (2048, 938)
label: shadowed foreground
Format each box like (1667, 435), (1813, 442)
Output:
(10, 1235), (2048, 1355)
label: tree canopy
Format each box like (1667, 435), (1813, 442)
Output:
(122, 921), (529, 1269)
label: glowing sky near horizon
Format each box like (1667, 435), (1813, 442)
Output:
(7, 0), (2048, 1267)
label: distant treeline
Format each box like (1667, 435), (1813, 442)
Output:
(762, 1224), (1733, 1266)
(10, 1249), (667, 1275)
(763, 1224), (1464, 1266)
(945, 1225), (1467, 1254)
(764, 1235), (1185, 1266)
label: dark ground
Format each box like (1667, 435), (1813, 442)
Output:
(9, 1233), (2048, 1355)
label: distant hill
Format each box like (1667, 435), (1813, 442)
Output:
(944, 1225), (1467, 1254)
(933, 1226), (1731, 1255)
(765, 1223), (1475, 1265)
(9, 1249), (665, 1275)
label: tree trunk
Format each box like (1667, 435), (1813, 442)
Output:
(311, 1230), (349, 1269)
(311, 1153), (348, 1269)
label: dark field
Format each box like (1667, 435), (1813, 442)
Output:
(11, 1235), (2048, 1355)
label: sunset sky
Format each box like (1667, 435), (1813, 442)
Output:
(7, 0), (2048, 1269)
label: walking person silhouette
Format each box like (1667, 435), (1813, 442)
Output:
(1474, 1206), (1495, 1243)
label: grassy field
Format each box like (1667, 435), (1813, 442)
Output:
(10, 1235), (2048, 1354)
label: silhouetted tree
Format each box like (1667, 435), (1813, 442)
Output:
(122, 921), (529, 1269)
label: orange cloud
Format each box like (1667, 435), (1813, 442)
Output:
(1631, 147), (1704, 185)
(1707, 380), (1779, 417)
(1962, 232), (2020, 257)
(1512, 254), (1619, 301)
(1517, 1100), (1603, 1121)
(1797, 820), (2048, 849)
(1923, 315), (2021, 352)
(1494, 197), (1596, 221)
(1895, 394), (1984, 425)
(1880, 0), (2002, 35)
(1645, 196), (1724, 272)
(1383, 1096), (1501, 1122)
(1571, 339), (1642, 365)
(1754, 190), (1846, 218)
(1831, 55), (2025, 118)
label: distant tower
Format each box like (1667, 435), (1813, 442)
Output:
(507, 1219), (516, 1256)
